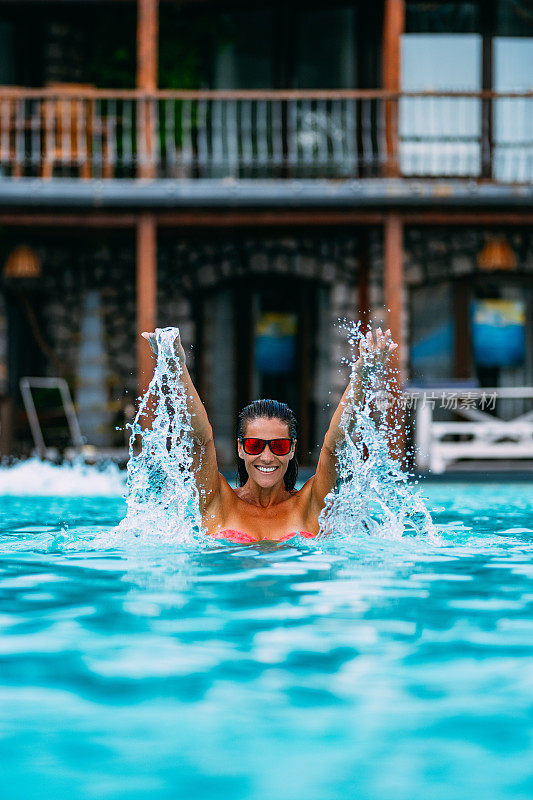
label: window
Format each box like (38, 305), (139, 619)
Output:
(493, 1), (533, 181)
(401, 3), (481, 176)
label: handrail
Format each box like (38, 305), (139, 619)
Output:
(0, 87), (531, 100)
(0, 89), (530, 182)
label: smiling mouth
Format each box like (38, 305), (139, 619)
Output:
(255, 466), (278, 473)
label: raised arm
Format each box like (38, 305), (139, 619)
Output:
(142, 329), (221, 511)
(308, 327), (397, 511)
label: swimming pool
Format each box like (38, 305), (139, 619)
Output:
(1, 480), (532, 800)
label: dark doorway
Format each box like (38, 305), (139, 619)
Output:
(198, 276), (319, 467)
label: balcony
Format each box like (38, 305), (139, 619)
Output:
(0, 88), (531, 185)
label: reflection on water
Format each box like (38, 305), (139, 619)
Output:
(0, 484), (532, 800)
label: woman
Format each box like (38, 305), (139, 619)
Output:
(142, 327), (396, 543)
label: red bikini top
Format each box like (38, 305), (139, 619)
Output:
(216, 529), (317, 544)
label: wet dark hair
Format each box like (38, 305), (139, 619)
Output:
(236, 399), (299, 491)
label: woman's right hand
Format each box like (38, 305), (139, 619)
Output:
(141, 328), (186, 365)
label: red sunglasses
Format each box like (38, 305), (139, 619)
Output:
(240, 437), (293, 456)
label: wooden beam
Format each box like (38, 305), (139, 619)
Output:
(384, 212), (405, 459)
(0, 214), (138, 228)
(156, 211), (387, 227)
(136, 213), (157, 398)
(1, 209), (533, 230)
(382, 0), (405, 177)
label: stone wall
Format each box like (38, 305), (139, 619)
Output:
(1, 226), (531, 454)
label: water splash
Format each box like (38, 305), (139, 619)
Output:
(319, 321), (437, 543)
(107, 323), (434, 548)
(0, 458), (125, 497)
(113, 327), (204, 546)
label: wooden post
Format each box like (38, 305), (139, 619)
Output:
(382, 0), (404, 177)
(136, 214), (157, 399)
(383, 213), (405, 459)
(137, 0), (158, 179)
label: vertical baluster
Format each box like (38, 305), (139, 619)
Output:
(93, 98), (102, 177)
(361, 98), (371, 174)
(286, 99), (297, 172)
(212, 98), (223, 170)
(123, 100), (132, 173)
(378, 96), (389, 175)
(241, 100), (252, 172)
(196, 99), (208, 175)
(14, 97), (24, 176)
(60, 94), (68, 167)
(329, 99), (341, 175)
(136, 97), (144, 174)
(43, 95), (55, 178)
(316, 99), (327, 172)
(344, 98), (356, 178)
(257, 100), (267, 170)
(0, 99), (7, 165)
(221, 98), (228, 174)
(181, 99), (193, 176)
(271, 100), (282, 172)
(226, 99), (238, 176)
(152, 97), (160, 176)
(76, 97), (85, 176)
(105, 99), (115, 178)
(298, 98), (310, 173)
(165, 98), (176, 177)
(30, 98), (40, 173)
(398, 94), (405, 175)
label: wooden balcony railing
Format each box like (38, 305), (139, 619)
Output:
(0, 88), (531, 182)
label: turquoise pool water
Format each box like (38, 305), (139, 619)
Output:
(1, 482), (533, 800)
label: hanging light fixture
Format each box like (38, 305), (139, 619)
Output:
(3, 245), (42, 279)
(477, 236), (517, 272)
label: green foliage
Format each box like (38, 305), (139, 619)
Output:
(88, 10), (136, 88)
(87, 2), (228, 90)
(158, 7), (228, 89)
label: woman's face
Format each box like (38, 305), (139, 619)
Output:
(238, 417), (296, 489)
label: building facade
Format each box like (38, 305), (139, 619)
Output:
(0, 0), (531, 466)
